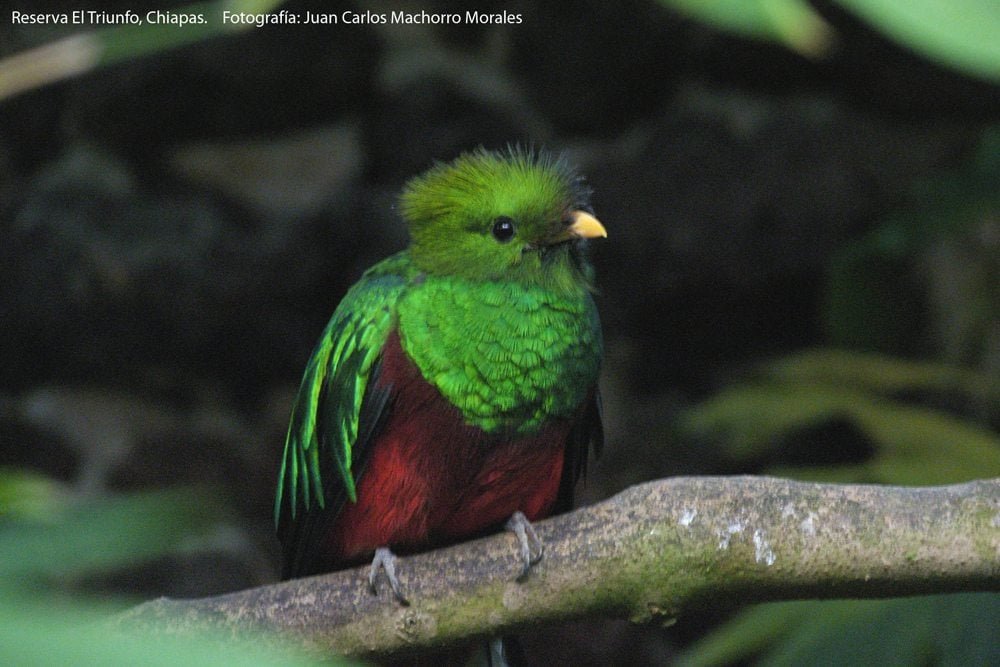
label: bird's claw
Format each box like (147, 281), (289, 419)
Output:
(506, 511), (544, 580)
(368, 546), (409, 605)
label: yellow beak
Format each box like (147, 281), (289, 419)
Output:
(564, 210), (607, 240)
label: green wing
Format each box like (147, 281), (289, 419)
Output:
(275, 253), (409, 572)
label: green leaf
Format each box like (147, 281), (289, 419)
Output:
(0, 594), (326, 667)
(0, 482), (339, 665)
(0, 0), (289, 101)
(854, 403), (1000, 484)
(765, 350), (999, 404)
(833, 0), (1000, 82)
(680, 595), (1000, 667)
(0, 467), (68, 522)
(680, 383), (879, 461)
(682, 381), (1000, 484)
(659, 0), (834, 56)
(0, 488), (227, 584)
(675, 601), (809, 667)
(681, 346), (1000, 486)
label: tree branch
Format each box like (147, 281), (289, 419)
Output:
(118, 476), (1000, 661)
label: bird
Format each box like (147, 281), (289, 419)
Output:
(275, 146), (606, 603)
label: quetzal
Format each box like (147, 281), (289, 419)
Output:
(275, 147), (606, 600)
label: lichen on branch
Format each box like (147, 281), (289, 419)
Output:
(117, 476), (1000, 661)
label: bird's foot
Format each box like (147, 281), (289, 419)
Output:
(506, 511), (544, 581)
(368, 546), (409, 605)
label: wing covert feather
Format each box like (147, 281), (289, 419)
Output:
(275, 255), (409, 535)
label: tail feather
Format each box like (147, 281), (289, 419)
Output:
(483, 636), (525, 667)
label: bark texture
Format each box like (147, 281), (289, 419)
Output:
(118, 476), (1000, 661)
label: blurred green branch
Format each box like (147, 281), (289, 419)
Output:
(0, 0), (284, 101)
(834, 0), (1000, 82)
(0, 482), (320, 665)
(118, 475), (1000, 661)
(660, 0), (834, 57)
(678, 345), (1000, 664)
(683, 349), (1000, 485)
(660, 0), (1000, 81)
(3, 0), (997, 103)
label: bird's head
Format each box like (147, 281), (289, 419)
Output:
(400, 147), (606, 292)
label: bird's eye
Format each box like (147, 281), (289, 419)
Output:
(491, 216), (516, 243)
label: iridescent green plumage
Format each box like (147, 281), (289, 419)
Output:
(276, 256), (409, 518)
(275, 148), (605, 554)
(397, 275), (600, 432)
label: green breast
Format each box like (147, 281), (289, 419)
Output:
(396, 275), (601, 434)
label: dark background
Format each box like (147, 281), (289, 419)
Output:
(2, 0), (997, 663)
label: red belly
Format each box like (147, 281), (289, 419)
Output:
(327, 332), (572, 564)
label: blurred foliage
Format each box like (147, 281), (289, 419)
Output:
(660, 0), (1000, 81)
(0, 478), (321, 666)
(0, 0), (995, 663)
(0, 598), (323, 667)
(677, 128), (1000, 666)
(678, 595), (1000, 666)
(4, 0), (998, 101)
(95, 0), (287, 64)
(0, 466), (66, 522)
(824, 127), (1000, 372)
(0, 0), (287, 101)
(682, 350), (1000, 484)
(679, 352), (1000, 663)
(0, 486), (226, 585)
(659, 0), (833, 56)
(834, 0), (1000, 83)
